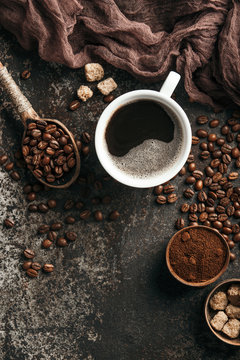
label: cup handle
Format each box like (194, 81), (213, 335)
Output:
(159, 71), (181, 98)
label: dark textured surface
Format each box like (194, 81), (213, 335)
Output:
(0, 27), (240, 360)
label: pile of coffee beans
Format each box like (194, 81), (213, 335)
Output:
(22, 120), (76, 184)
(22, 248), (54, 277)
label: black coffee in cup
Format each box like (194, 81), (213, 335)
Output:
(105, 100), (183, 179)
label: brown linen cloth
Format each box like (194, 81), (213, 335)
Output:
(0, 0), (240, 111)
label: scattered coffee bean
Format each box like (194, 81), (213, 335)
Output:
(43, 263), (54, 272)
(208, 133), (217, 142)
(22, 261), (32, 270)
(65, 231), (77, 241)
(57, 237), (67, 247)
(233, 233), (240, 242)
(186, 176), (196, 185)
(189, 203), (198, 213)
(48, 231), (57, 242)
(232, 224), (240, 233)
(109, 210), (120, 220)
(205, 166), (214, 177)
(38, 203), (49, 213)
(32, 262), (41, 271)
(82, 132), (91, 144)
(38, 224), (50, 234)
(26, 268), (38, 278)
(187, 154), (194, 163)
(228, 172), (238, 180)
(4, 218), (14, 228)
(167, 193), (178, 203)
(211, 159), (220, 168)
(203, 220), (211, 227)
(94, 210), (103, 221)
(221, 125), (230, 135)
(5, 162), (14, 171)
(175, 218), (184, 229)
(192, 170), (203, 179)
(200, 151), (210, 160)
(80, 209), (91, 220)
(188, 163), (196, 172)
(208, 142), (215, 152)
(10, 171), (21, 181)
(197, 190), (207, 202)
(47, 199), (57, 208)
(154, 185), (163, 195)
(156, 195), (166, 204)
(50, 222), (62, 231)
(69, 100), (80, 111)
(198, 203), (206, 212)
(24, 248), (35, 259)
(209, 119), (219, 128)
(0, 154), (8, 165)
(65, 216), (76, 224)
(228, 240), (235, 249)
(212, 221), (223, 230)
(196, 129), (208, 138)
(200, 142), (208, 151)
(195, 180), (203, 191)
(192, 136), (200, 145)
(231, 147), (240, 158)
(189, 214), (198, 222)
(197, 115), (208, 125)
(28, 204), (38, 212)
(103, 94), (114, 103)
(199, 212), (208, 222)
(42, 239), (52, 248)
(234, 210), (240, 218)
(230, 253), (236, 261)
(23, 184), (32, 194)
(184, 188), (194, 199)
(27, 192), (36, 202)
(179, 167), (186, 176)
(21, 69), (31, 79)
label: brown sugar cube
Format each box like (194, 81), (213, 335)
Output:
(225, 304), (240, 319)
(210, 311), (228, 331)
(85, 63), (104, 82)
(77, 85), (93, 102)
(97, 78), (117, 95)
(227, 285), (240, 306)
(222, 319), (240, 338)
(209, 291), (228, 311)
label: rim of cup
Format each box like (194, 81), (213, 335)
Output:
(95, 89), (192, 188)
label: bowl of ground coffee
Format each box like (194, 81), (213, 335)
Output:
(166, 225), (230, 287)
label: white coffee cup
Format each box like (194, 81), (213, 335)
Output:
(95, 71), (192, 188)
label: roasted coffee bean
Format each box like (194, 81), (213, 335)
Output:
(216, 205), (225, 214)
(209, 119), (219, 128)
(179, 167), (186, 176)
(4, 218), (14, 228)
(189, 203), (198, 213)
(222, 234), (229, 242)
(233, 233), (240, 242)
(200, 151), (210, 160)
(219, 163), (227, 174)
(234, 201), (240, 209)
(198, 203), (205, 212)
(197, 115), (208, 125)
(189, 222), (198, 227)
(156, 195), (166, 204)
(63, 200), (74, 210)
(26, 268), (38, 278)
(212, 221), (223, 229)
(181, 203), (190, 213)
(208, 142), (215, 152)
(216, 138), (225, 146)
(234, 210), (240, 218)
(0, 154), (8, 165)
(212, 172), (222, 183)
(231, 147), (240, 158)
(219, 177), (228, 186)
(222, 227), (232, 235)
(204, 177), (212, 187)
(195, 180), (203, 191)
(234, 187), (240, 195)
(109, 210), (120, 221)
(228, 172), (238, 180)
(189, 214), (198, 222)
(21, 69), (31, 79)
(154, 185), (163, 195)
(38, 203), (49, 213)
(10, 171), (20, 181)
(208, 213), (218, 222)
(187, 154), (194, 163)
(63, 144), (73, 154)
(197, 190), (207, 202)
(23, 184), (32, 194)
(188, 163), (196, 172)
(192, 170), (203, 179)
(28, 204), (38, 212)
(48, 231), (57, 242)
(209, 183), (220, 191)
(69, 100), (81, 111)
(228, 241), (235, 249)
(208, 133), (217, 142)
(205, 166), (214, 177)
(57, 237), (67, 247)
(175, 218), (184, 229)
(45, 124), (57, 134)
(24, 248), (35, 259)
(42, 239), (52, 248)
(65, 216), (76, 224)
(203, 220), (211, 227)
(103, 94), (114, 103)
(208, 191), (217, 201)
(36, 120), (47, 129)
(94, 210), (103, 222)
(33, 169), (43, 178)
(200, 142), (208, 151)
(5, 162), (14, 172)
(38, 224), (50, 234)
(211, 159), (220, 168)
(26, 192), (36, 202)
(43, 263), (54, 272)
(66, 231), (77, 241)
(28, 123), (37, 130)
(82, 146), (90, 156)
(226, 132), (234, 143)
(221, 125), (229, 135)
(232, 123), (240, 132)
(167, 193), (178, 203)
(46, 174), (55, 183)
(32, 262), (41, 271)
(232, 224), (240, 234)
(219, 197), (230, 207)
(223, 220), (232, 228)
(80, 209), (91, 220)
(221, 144), (232, 154)
(222, 154), (231, 164)
(50, 222), (62, 231)
(82, 132), (91, 144)
(199, 212), (208, 222)
(212, 150), (222, 159)
(197, 129), (208, 138)
(235, 157), (240, 168)
(22, 261), (32, 270)
(184, 188), (194, 199)
(186, 176), (196, 184)
(206, 206), (215, 213)
(192, 136), (199, 145)
(47, 199), (57, 209)
(230, 253), (236, 261)
(163, 184), (175, 194)
(75, 201), (84, 210)
(226, 205), (235, 216)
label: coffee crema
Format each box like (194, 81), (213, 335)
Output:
(104, 100), (183, 180)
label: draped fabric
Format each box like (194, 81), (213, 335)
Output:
(0, 0), (239, 111)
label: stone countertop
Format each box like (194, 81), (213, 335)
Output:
(0, 28), (240, 360)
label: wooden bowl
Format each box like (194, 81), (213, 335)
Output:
(205, 279), (240, 345)
(166, 225), (230, 287)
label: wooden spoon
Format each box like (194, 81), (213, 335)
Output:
(0, 62), (80, 189)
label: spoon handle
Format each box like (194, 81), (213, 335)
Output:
(0, 62), (38, 124)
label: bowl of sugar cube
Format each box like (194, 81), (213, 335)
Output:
(205, 279), (240, 345)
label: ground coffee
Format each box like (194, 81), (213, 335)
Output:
(169, 227), (228, 283)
